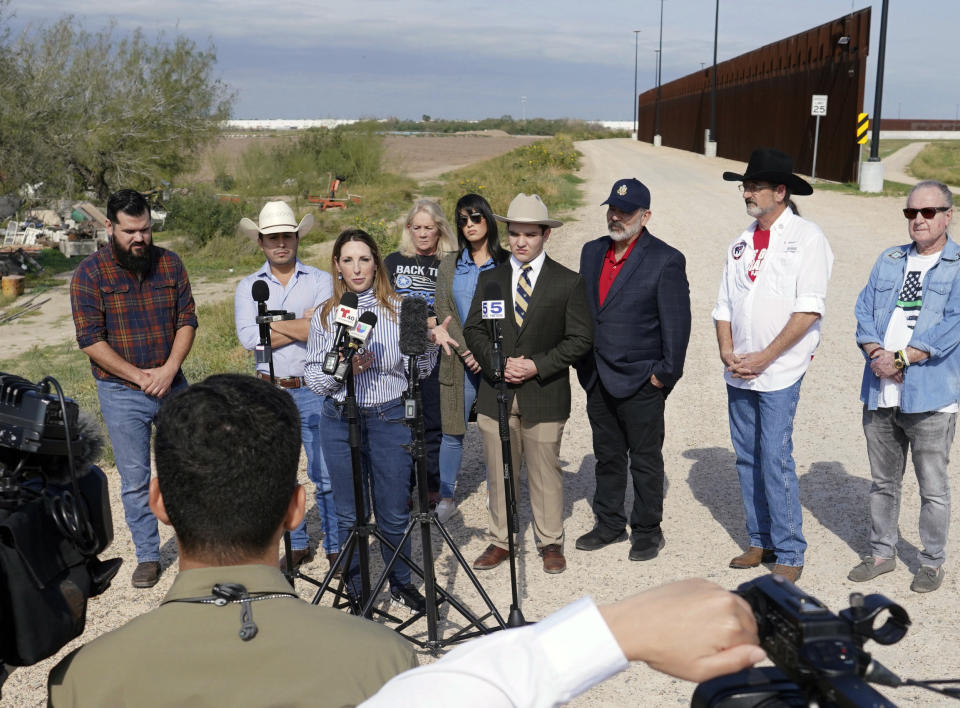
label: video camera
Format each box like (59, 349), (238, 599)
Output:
(0, 372), (120, 687)
(693, 574), (921, 707)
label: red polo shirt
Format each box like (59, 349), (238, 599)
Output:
(598, 235), (640, 305)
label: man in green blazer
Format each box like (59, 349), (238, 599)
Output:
(464, 194), (593, 574)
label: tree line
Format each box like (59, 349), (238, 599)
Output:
(0, 1), (233, 201)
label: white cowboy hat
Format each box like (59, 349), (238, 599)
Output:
(238, 201), (315, 240)
(493, 193), (563, 228)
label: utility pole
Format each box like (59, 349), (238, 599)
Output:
(707, 0), (719, 157)
(654, 0), (664, 146)
(633, 30), (641, 139)
(860, 0), (888, 192)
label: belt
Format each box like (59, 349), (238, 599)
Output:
(257, 372), (304, 389)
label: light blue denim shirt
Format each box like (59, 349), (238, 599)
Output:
(452, 247), (496, 324)
(855, 237), (960, 413)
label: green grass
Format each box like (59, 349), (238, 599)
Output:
(435, 136), (585, 220)
(872, 139), (915, 160)
(814, 180), (914, 198)
(909, 142), (960, 185)
(0, 299), (250, 467)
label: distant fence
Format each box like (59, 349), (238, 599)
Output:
(637, 8), (870, 183)
(880, 119), (960, 131)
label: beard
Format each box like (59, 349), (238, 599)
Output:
(608, 218), (642, 243)
(112, 238), (153, 274)
(745, 200), (776, 219)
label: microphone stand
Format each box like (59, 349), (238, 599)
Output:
(369, 351), (506, 652)
(308, 362), (376, 614)
(490, 318), (526, 627)
(253, 303), (303, 587)
(310, 360), (402, 622)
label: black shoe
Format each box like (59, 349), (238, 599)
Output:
(390, 583), (425, 614)
(629, 534), (665, 561)
(575, 527), (628, 551)
(131, 561), (162, 588)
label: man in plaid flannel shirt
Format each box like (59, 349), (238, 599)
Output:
(70, 188), (197, 588)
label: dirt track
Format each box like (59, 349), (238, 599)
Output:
(4, 139), (957, 707)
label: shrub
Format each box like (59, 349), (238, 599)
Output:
(165, 188), (248, 246)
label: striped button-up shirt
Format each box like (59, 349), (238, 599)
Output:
(70, 245), (197, 386)
(305, 289), (437, 406)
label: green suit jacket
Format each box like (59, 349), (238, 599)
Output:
(47, 565), (417, 707)
(463, 256), (593, 424)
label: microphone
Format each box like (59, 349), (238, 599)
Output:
(333, 311), (378, 383)
(398, 297), (428, 356)
(481, 281), (505, 377)
(333, 291), (360, 343)
(251, 280), (272, 365)
(251, 279), (270, 304)
(322, 292), (360, 375)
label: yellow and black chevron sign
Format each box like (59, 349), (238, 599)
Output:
(857, 113), (870, 144)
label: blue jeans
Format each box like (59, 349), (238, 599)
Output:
(727, 378), (806, 566)
(863, 406), (955, 566)
(287, 386), (339, 554)
(97, 379), (185, 563)
(437, 369), (479, 499)
(320, 396), (414, 593)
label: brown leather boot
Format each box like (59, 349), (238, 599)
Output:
(729, 547), (776, 569)
(326, 552), (341, 578)
(772, 564), (803, 583)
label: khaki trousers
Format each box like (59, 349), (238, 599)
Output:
(477, 397), (566, 549)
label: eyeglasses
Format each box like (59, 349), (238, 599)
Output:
(738, 183), (775, 194)
(456, 212), (484, 227)
(903, 206), (951, 220)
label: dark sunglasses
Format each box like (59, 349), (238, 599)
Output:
(903, 206), (950, 220)
(456, 212), (484, 226)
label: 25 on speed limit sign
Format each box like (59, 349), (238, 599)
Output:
(811, 95), (828, 116)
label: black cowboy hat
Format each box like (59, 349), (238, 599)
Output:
(722, 147), (813, 196)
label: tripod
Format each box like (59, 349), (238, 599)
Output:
(489, 319), (526, 627)
(367, 352), (505, 651)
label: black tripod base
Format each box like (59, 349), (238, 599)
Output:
(369, 510), (507, 652)
(507, 606), (526, 627)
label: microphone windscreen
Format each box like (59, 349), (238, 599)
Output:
(483, 280), (502, 301)
(251, 280), (269, 303)
(72, 409), (105, 472)
(398, 297), (428, 355)
(339, 291), (359, 309)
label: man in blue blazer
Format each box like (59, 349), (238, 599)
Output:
(575, 179), (691, 561)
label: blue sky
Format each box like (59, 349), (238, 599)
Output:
(10, 1), (959, 120)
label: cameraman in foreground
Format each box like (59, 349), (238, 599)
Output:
(48, 374), (764, 707)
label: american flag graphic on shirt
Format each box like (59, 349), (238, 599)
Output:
(897, 270), (923, 329)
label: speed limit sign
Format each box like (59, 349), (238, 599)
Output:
(811, 95), (828, 116)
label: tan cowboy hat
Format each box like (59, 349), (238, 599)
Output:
(238, 201), (315, 241)
(493, 193), (563, 228)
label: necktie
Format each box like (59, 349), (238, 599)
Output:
(515, 263), (533, 326)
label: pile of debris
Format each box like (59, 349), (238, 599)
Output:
(3, 201), (109, 257)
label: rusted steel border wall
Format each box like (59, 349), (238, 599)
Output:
(637, 9), (870, 183)
(880, 119), (960, 131)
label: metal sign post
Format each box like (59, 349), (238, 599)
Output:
(810, 94), (828, 182)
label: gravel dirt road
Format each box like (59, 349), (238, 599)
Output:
(5, 138), (957, 707)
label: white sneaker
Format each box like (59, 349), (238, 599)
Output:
(435, 498), (456, 523)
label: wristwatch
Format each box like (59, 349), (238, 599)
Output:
(894, 350), (908, 370)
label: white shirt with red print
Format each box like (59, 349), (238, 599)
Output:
(712, 207), (834, 392)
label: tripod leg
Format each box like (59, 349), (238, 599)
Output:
(281, 530), (295, 587)
(432, 519), (506, 628)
